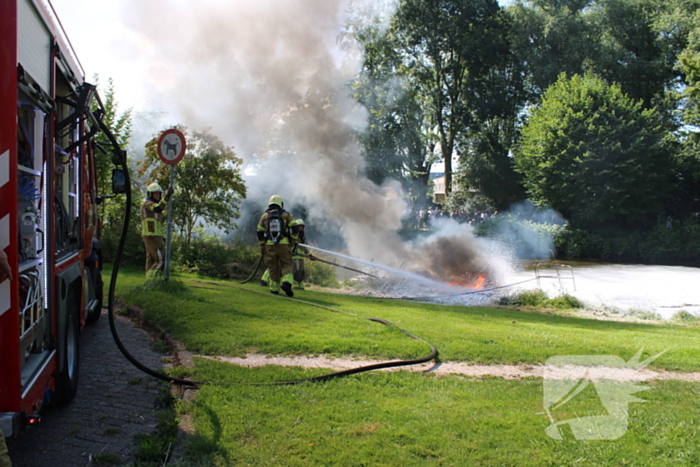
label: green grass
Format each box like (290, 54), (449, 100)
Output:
(182, 359), (700, 467)
(109, 268), (700, 466)
(113, 269), (700, 372)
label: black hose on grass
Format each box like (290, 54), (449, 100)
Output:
(103, 132), (202, 388)
(192, 281), (440, 385)
(240, 254), (265, 284)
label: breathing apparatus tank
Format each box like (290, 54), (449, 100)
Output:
(268, 209), (282, 244)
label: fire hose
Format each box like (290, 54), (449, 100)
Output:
(193, 280), (439, 385)
(103, 140), (436, 386)
(295, 252), (377, 278)
(240, 254), (265, 284)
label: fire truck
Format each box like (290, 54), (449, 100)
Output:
(1, 0), (127, 438)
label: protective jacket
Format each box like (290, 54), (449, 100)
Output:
(257, 208), (296, 246)
(140, 196), (167, 237)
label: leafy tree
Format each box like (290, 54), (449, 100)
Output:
(507, 0), (599, 99)
(137, 127), (247, 245)
(674, 29), (700, 216)
(392, 0), (514, 195)
(592, 0), (679, 110)
(508, 0), (680, 110)
(92, 76), (132, 191)
(87, 77), (138, 264)
(457, 115), (527, 210)
(514, 72), (673, 230)
(351, 9), (436, 208)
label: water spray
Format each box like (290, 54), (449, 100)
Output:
(300, 244), (460, 292)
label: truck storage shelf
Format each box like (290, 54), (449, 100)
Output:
(19, 259), (42, 273)
(18, 165), (41, 177)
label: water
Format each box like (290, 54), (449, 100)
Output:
(302, 244), (700, 319)
(301, 244), (459, 292)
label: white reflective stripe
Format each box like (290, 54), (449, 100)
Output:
(0, 214), (8, 250)
(0, 279), (9, 317)
(0, 149), (8, 188)
(0, 149), (10, 316)
(156, 248), (163, 270)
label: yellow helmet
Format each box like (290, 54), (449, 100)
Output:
(268, 194), (284, 208)
(293, 219), (304, 226)
(147, 183), (163, 194)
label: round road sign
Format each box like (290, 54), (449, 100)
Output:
(157, 129), (186, 165)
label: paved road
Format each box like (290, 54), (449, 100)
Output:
(7, 309), (169, 467)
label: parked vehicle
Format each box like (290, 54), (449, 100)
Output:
(1, 0), (126, 437)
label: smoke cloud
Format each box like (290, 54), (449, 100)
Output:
(121, 0), (498, 284)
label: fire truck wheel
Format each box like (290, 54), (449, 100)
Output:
(54, 298), (80, 404)
(86, 268), (103, 324)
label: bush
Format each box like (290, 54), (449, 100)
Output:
(672, 310), (700, 323)
(553, 218), (700, 264)
(305, 259), (339, 287)
(499, 289), (548, 307)
(500, 290), (584, 310)
(174, 237), (259, 279)
(543, 294), (584, 309)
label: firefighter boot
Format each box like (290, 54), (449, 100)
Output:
(269, 280), (280, 295)
(281, 281), (294, 297)
(260, 269), (270, 287)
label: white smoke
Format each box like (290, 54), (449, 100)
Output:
(121, 0), (409, 258)
(119, 0), (503, 284)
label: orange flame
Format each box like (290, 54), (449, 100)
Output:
(448, 274), (486, 289)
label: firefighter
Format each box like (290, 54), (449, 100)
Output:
(289, 219), (308, 290)
(140, 183), (172, 279)
(261, 219), (306, 289)
(257, 195), (296, 296)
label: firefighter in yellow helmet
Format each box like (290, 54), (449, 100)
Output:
(289, 219), (308, 290)
(140, 182), (172, 279)
(257, 195), (296, 296)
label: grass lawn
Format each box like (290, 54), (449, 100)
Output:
(111, 268), (700, 466)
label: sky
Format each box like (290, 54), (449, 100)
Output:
(50, 0), (512, 130)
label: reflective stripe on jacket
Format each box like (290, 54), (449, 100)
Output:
(257, 210), (297, 246)
(140, 197), (166, 237)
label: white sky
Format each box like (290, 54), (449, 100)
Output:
(50, 0), (512, 116)
(51, 0), (171, 115)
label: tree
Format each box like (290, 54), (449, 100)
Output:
(92, 76), (132, 192)
(137, 127), (247, 245)
(592, 0), (679, 110)
(507, 0), (680, 110)
(507, 0), (599, 99)
(88, 77), (140, 265)
(514, 73), (673, 230)
(457, 115), (526, 210)
(351, 12), (436, 209)
(393, 0), (514, 195)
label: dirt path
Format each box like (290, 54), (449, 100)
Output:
(202, 353), (700, 382)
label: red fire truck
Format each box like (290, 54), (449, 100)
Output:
(1, 0), (126, 438)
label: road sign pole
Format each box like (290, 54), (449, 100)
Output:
(156, 128), (186, 282)
(164, 164), (175, 281)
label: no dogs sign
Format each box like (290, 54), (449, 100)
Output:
(157, 129), (186, 165)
